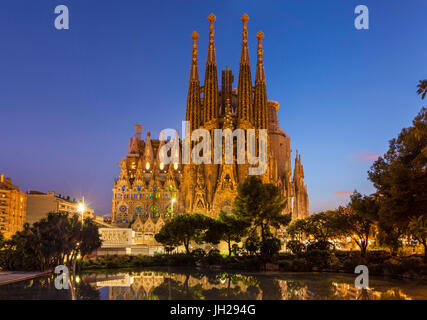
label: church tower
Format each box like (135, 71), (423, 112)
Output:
(203, 13), (219, 128)
(254, 31), (268, 130)
(293, 151), (309, 219)
(185, 31), (201, 132)
(237, 14), (253, 128)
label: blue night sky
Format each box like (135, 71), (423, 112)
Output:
(0, 0), (426, 216)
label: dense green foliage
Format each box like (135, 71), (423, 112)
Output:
(0, 212), (102, 271)
(333, 192), (379, 257)
(233, 176), (290, 243)
(287, 210), (340, 243)
(155, 213), (213, 254)
(204, 210), (250, 256)
(368, 106), (427, 257)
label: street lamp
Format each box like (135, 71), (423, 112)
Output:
(78, 196), (85, 222)
(171, 198), (176, 213)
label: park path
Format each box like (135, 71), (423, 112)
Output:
(0, 270), (52, 286)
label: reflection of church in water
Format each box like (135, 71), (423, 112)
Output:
(90, 272), (390, 300)
(111, 14), (309, 245)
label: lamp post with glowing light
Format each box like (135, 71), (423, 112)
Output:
(73, 197), (85, 286)
(78, 196), (85, 225)
(171, 198), (176, 214)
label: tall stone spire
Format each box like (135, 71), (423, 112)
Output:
(129, 124), (142, 154)
(293, 150), (304, 181)
(293, 150), (309, 219)
(203, 13), (219, 124)
(185, 31), (201, 131)
(254, 31), (268, 129)
(237, 13), (253, 125)
(142, 130), (154, 171)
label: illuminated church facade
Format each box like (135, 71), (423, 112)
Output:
(111, 14), (309, 245)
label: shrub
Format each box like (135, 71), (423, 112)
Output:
(201, 249), (224, 265)
(191, 248), (206, 260)
(304, 249), (335, 270)
(231, 244), (243, 256)
(260, 237), (281, 262)
(342, 255), (368, 272)
(291, 258), (311, 272)
(306, 240), (334, 251)
(239, 256), (263, 270)
(278, 259), (293, 271)
(167, 253), (196, 266)
(366, 250), (391, 264)
(244, 233), (261, 255)
(286, 240), (306, 255)
(400, 256), (426, 274)
(382, 258), (404, 274)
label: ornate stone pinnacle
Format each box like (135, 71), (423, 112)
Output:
(241, 13), (249, 23)
(208, 13), (216, 23)
(256, 31), (264, 40)
(191, 31), (199, 40)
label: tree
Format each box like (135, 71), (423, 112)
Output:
(368, 107), (427, 255)
(155, 213), (212, 254)
(155, 222), (182, 252)
(79, 218), (102, 259)
(417, 80), (427, 100)
(260, 236), (281, 262)
(0, 212), (102, 271)
(408, 216), (427, 260)
(286, 240), (305, 255)
(244, 231), (261, 256)
(204, 210), (249, 256)
(233, 176), (290, 244)
(286, 218), (307, 242)
(287, 211), (340, 246)
(334, 192), (379, 257)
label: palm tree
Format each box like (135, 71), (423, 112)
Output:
(417, 80), (427, 99)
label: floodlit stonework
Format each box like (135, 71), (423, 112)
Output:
(111, 14), (309, 244)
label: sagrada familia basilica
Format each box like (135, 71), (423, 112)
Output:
(111, 14), (309, 245)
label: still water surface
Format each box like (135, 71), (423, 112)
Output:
(1, 267), (427, 300)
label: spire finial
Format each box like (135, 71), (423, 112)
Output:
(208, 13), (216, 24)
(191, 30), (199, 40)
(256, 31), (264, 52)
(241, 14), (249, 39)
(208, 13), (216, 38)
(191, 31), (199, 61)
(255, 31), (265, 83)
(241, 13), (249, 23)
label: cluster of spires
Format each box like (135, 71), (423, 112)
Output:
(128, 13), (305, 187)
(186, 13), (268, 132)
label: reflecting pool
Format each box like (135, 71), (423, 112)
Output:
(1, 267), (427, 300)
